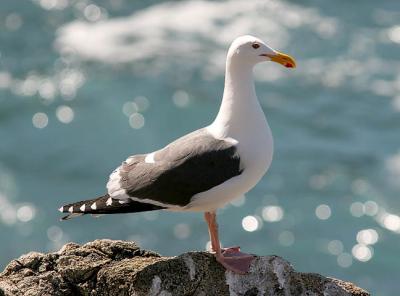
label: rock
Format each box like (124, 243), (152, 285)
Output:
(0, 239), (369, 296)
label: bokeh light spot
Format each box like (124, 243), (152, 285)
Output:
(315, 204), (331, 220)
(134, 96), (150, 112)
(337, 253), (353, 268)
(352, 244), (373, 262)
(129, 113), (145, 129)
(16, 205), (35, 222)
(309, 174), (328, 190)
(350, 202), (365, 217)
(32, 112), (49, 129)
(262, 206), (284, 222)
(172, 90), (190, 108)
(47, 225), (63, 242)
(364, 201), (379, 216)
(1, 206), (16, 225)
(142, 211), (158, 221)
(173, 223), (191, 240)
(5, 13), (22, 31)
(84, 4), (102, 22)
(351, 179), (369, 195)
(56, 105), (74, 124)
(242, 215), (259, 232)
(327, 240), (344, 255)
(123, 102), (138, 117)
(278, 231), (295, 246)
(388, 26), (400, 43)
(0, 72), (12, 89)
(39, 79), (56, 100)
(382, 214), (400, 232)
(356, 229), (379, 245)
(205, 241), (212, 251)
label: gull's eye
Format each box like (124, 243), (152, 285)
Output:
(252, 43), (260, 49)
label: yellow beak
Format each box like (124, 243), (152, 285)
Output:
(263, 51), (296, 68)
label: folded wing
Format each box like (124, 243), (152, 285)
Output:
(107, 128), (243, 208)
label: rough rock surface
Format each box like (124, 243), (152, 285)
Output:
(0, 239), (369, 296)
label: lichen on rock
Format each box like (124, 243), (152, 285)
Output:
(0, 239), (370, 296)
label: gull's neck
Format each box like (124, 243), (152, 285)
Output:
(208, 58), (265, 139)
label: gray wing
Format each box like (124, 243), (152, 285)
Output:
(107, 128), (242, 207)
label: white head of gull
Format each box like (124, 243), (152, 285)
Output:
(59, 35), (296, 274)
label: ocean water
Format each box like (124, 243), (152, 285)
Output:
(0, 0), (399, 294)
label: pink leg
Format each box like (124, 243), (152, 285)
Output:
(204, 212), (254, 274)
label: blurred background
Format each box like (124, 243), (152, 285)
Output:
(0, 0), (399, 294)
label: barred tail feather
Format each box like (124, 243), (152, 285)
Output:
(58, 194), (164, 220)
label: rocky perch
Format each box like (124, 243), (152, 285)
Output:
(0, 239), (369, 296)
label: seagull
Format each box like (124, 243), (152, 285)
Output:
(59, 35), (296, 274)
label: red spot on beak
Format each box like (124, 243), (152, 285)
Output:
(286, 63), (293, 68)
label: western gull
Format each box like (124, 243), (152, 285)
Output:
(59, 35), (296, 274)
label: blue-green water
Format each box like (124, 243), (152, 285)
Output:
(1, 0), (399, 294)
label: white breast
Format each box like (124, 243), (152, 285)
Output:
(237, 105), (273, 173)
(185, 107), (273, 212)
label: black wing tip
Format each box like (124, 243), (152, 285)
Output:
(58, 196), (165, 221)
(60, 215), (69, 221)
(61, 213), (84, 221)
